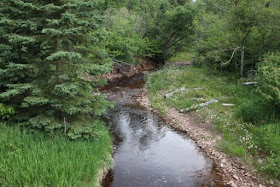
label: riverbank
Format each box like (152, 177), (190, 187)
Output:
(102, 73), (221, 186)
(102, 60), (155, 84)
(138, 66), (279, 186)
(0, 122), (112, 186)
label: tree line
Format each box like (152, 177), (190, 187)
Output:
(1, 0), (279, 138)
(0, 0), (196, 138)
(195, 0), (280, 108)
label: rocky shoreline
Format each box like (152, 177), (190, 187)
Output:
(137, 84), (267, 187)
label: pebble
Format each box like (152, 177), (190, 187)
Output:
(227, 181), (238, 187)
(139, 89), (264, 187)
(233, 175), (239, 180)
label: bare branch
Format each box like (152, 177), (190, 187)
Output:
(112, 59), (131, 66)
(212, 0), (229, 12)
(221, 47), (240, 66)
(225, 0), (231, 4)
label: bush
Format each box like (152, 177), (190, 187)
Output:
(253, 123), (280, 178)
(217, 132), (247, 158)
(235, 96), (277, 124)
(254, 124), (280, 155)
(261, 155), (280, 179)
(0, 104), (14, 120)
(257, 53), (280, 107)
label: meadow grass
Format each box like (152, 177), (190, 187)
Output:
(0, 122), (112, 187)
(147, 65), (280, 181)
(167, 51), (195, 63)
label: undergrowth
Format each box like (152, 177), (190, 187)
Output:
(0, 122), (112, 187)
(147, 65), (280, 182)
(167, 51), (195, 63)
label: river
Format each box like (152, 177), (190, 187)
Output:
(102, 73), (221, 187)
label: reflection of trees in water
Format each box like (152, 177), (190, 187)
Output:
(137, 113), (167, 151)
(106, 105), (168, 151)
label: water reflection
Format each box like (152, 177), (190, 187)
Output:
(104, 105), (216, 187)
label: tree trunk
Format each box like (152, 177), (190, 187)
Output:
(240, 46), (245, 77)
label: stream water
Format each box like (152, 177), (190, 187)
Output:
(102, 74), (220, 187)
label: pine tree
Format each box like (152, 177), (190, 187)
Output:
(0, 0), (113, 139)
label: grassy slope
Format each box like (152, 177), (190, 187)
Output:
(147, 62), (280, 181)
(0, 122), (112, 187)
(167, 51), (195, 62)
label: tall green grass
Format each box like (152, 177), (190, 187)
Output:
(0, 122), (112, 187)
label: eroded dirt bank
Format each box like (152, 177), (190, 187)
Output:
(137, 85), (267, 187)
(101, 60), (155, 87)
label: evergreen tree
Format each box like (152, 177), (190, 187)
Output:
(0, 0), (112, 139)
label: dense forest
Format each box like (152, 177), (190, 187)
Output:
(0, 0), (279, 186)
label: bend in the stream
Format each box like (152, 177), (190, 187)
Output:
(102, 73), (222, 187)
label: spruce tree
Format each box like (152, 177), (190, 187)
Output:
(0, 0), (112, 139)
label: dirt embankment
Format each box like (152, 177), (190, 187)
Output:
(137, 85), (267, 187)
(102, 60), (155, 85)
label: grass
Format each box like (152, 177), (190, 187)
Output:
(0, 122), (112, 187)
(167, 51), (195, 63)
(147, 65), (280, 182)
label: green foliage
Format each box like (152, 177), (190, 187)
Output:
(167, 51), (195, 62)
(0, 0), (113, 138)
(103, 7), (151, 63)
(194, 12), (231, 67)
(217, 134), (247, 158)
(257, 53), (280, 107)
(194, 0), (280, 75)
(254, 124), (280, 155)
(147, 65), (280, 180)
(261, 156), (280, 179)
(254, 124), (280, 178)
(148, 4), (197, 63)
(0, 104), (15, 120)
(101, 0), (196, 65)
(0, 122), (112, 186)
(235, 96), (277, 124)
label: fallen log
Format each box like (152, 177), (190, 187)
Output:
(243, 82), (258, 86)
(222, 103), (235, 106)
(92, 92), (101, 96)
(191, 97), (206, 101)
(164, 87), (188, 99)
(180, 99), (219, 113)
(193, 88), (205, 91)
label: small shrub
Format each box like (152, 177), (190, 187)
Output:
(261, 155), (280, 179)
(0, 104), (15, 120)
(257, 53), (280, 107)
(254, 124), (280, 155)
(253, 123), (280, 178)
(217, 139), (246, 158)
(235, 98), (276, 124)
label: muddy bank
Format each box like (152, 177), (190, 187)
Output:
(137, 85), (266, 187)
(101, 60), (155, 89)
